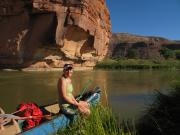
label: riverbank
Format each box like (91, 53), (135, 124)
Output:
(1, 67), (94, 72)
(1, 59), (180, 71)
(95, 59), (180, 70)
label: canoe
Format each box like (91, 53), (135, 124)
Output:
(1, 87), (101, 135)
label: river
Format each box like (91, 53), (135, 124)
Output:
(0, 69), (179, 119)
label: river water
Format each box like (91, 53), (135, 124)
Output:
(0, 70), (179, 119)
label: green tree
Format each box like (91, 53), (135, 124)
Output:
(159, 47), (175, 59)
(174, 50), (180, 59)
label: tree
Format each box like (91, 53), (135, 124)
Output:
(159, 47), (175, 59)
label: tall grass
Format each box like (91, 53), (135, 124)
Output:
(58, 105), (136, 135)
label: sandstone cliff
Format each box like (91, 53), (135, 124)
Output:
(0, 0), (111, 69)
(109, 33), (180, 59)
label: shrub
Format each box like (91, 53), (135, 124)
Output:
(174, 50), (180, 59)
(136, 83), (180, 135)
(159, 47), (175, 59)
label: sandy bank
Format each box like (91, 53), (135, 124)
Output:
(1, 67), (94, 72)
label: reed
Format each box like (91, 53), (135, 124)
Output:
(57, 105), (136, 135)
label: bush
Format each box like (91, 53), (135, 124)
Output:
(174, 50), (180, 59)
(159, 47), (175, 59)
(136, 83), (180, 135)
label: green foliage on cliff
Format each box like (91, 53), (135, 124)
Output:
(174, 50), (180, 59)
(159, 47), (175, 59)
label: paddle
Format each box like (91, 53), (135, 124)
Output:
(76, 79), (92, 101)
(0, 107), (24, 127)
(0, 114), (51, 120)
(0, 105), (31, 125)
(0, 114), (52, 128)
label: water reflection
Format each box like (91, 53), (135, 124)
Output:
(0, 70), (179, 119)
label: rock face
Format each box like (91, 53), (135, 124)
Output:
(0, 0), (111, 68)
(109, 33), (180, 59)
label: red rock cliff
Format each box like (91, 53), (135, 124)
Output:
(0, 0), (111, 68)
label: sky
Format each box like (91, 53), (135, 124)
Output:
(106, 0), (180, 40)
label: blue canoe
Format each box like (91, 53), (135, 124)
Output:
(17, 88), (101, 135)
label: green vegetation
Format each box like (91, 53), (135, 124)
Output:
(159, 47), (175, 59)
(95, 59), (180, 70)
(136, 81), (180, 135)
(58, 105), (136, 135)
(174, 50), (180, 59)
(103, 45), (180, 70)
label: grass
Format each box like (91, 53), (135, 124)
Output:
(95, 59), (180, 70)
(57, 105), (136, 135)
